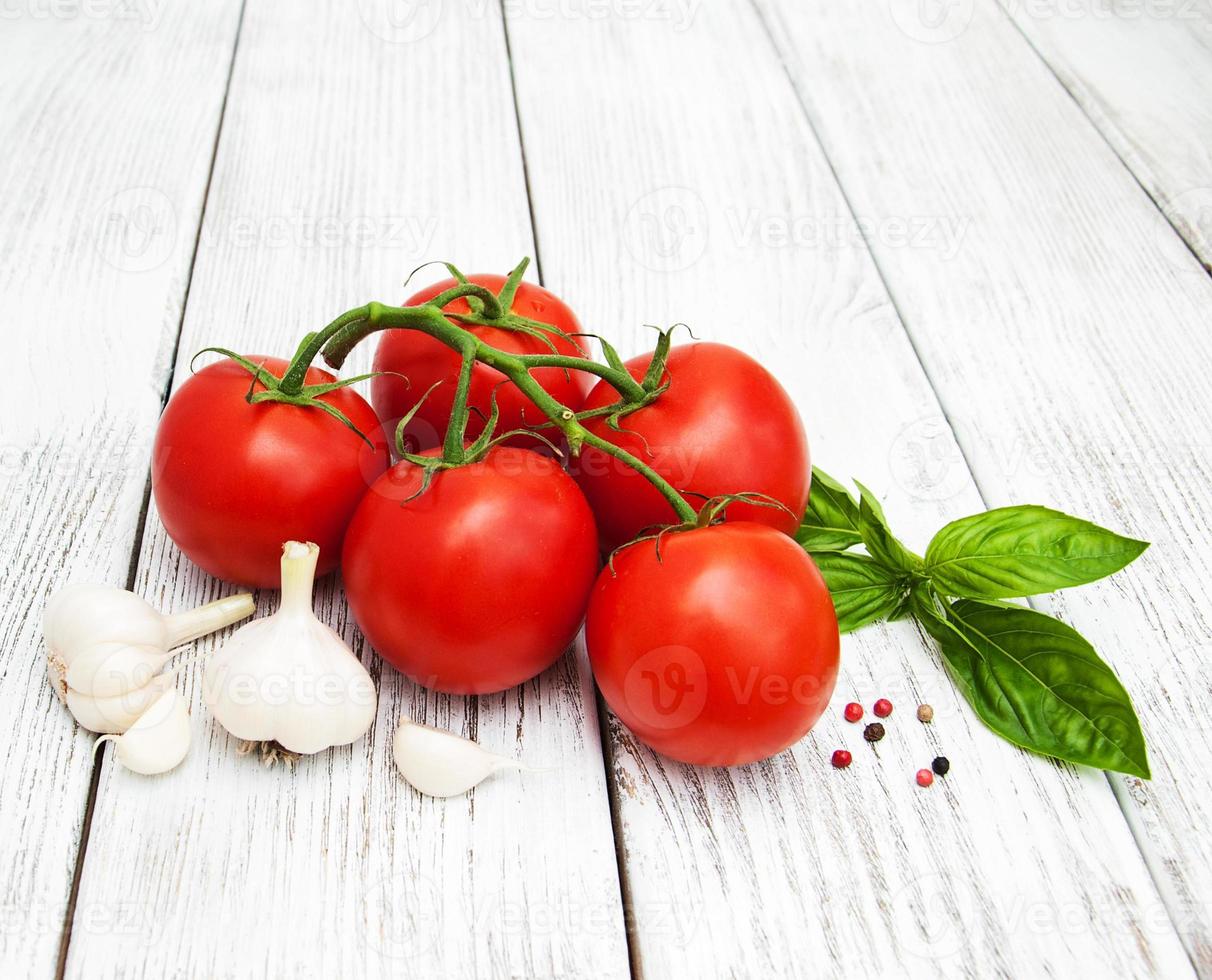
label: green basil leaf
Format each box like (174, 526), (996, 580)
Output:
(936, 598), (1149, 778)
(925, 505), (1148, 599)
(812, 552), (908, 634)
(854, 481), (922, 573)
(797, 468), (863, 552)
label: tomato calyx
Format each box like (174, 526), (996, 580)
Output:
(189, 345), (399, 449)
(606, 492), (796, 571)
(391, 382), (562, 501)
(315, 259), (701, 525)
(432, 258), (585, 357)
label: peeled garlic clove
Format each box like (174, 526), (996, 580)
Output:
(392, 718), (535, 798)
(95, 688), (191, 775)
(63, 641), (174, 699)
(66, 672), (178, 734)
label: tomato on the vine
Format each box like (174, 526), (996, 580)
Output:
(372, 275), (590, 453)
(152, 357), (390, 588)
(574, 342), (810, 551)
(586, 522), (839, 766)
(342, 446), (599, 695)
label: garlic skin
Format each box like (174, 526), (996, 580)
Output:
(203, 542), (376, 755)
(44, 585), (254, 700)
(95, 688), (191, 775)
(66, 672), (179, 735)
(393, 718), (535, 798)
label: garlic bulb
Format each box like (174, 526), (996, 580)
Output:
(393, 718), (538, 798)
(44, 584), (254, 700)
(95, 688), (191, 775)
(203, 541), (376, 755)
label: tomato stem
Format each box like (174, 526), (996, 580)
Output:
(320, 301), (698, 523)
(442, 341), (477, 463)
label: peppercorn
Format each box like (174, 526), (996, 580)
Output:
(916, 704), (934, 723)
(873, 698), (893, 718)
(863, 722), (885, 742)
(916, 769), (934, 787)
(831, 749), (852, 769)
(932, 756), (950, 776)
(843, 702), (863, 723)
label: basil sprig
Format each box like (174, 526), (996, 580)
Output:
(798, 468), (1150, 778)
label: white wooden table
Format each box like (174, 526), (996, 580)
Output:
(3, 2), (1211, 976)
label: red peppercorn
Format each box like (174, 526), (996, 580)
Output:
(874, 698), (893, 718)
(843, 702), (863, 723)
(831, 750), (852, 769)
(916, 769), (934, 787)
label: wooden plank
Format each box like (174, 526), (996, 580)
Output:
(0, 7), (242, 976)
(63, 2), (631, 978)
(1000, 0), (1212, 271)
(756, 0), (1212, 972)
(502, 4), (1195, 977)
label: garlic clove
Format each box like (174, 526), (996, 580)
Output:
(66, 672), (178, 734)
(392, 718), (538, 798)
(95, 688), (191, 775)
(44, 584), (169, 660)
(63, 641), (175, 699)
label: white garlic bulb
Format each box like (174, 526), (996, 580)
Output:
(44, 584), (254, 700)
(393, 718), (538, 798)
(203, 542), (376, 755)
(95, 688), (191, 775)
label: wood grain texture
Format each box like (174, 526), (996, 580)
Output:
(756, 0), (1212, 971)
(62, 1), (630, 978)
(504, 2), (1193, 976)
(1000, 0), (1212, 271)
(0, 6), (242, 976)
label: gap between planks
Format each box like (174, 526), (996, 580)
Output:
(993, 1), (1212, 279)
(751, 0), (1212, 969)
(495, 4), (641, 973)
(52, 2), (251, 976)
(740, 0), (1201, 961)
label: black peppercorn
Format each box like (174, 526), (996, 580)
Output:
(932, 756), (950, 776)
(863, 722), (885, 742)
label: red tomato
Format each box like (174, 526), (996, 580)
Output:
(152, 357), (389, 588)
(342, 446), (599, 695)
(574, 342), (810, 551)
(586, 523), (839, 766)
(372, 274), (590, 453)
